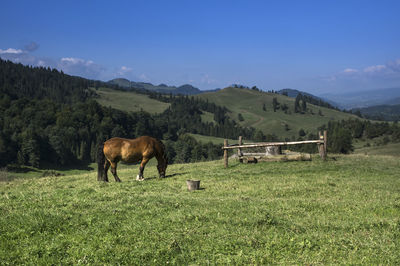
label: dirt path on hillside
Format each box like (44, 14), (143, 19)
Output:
(239, 109), (265, 127)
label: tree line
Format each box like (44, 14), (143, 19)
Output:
(290, 118), (400, 154)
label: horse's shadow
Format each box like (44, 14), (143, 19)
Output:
(141, 172), (188, 181)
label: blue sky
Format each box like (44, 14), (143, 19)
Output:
(1, 0), (399, 94)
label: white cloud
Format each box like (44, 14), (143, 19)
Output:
(116, 66), (133, 77)
(37, 60), (46, 66)
(0, 48), (24, 54)
(386, 59), (400, 72)
(343, 68), (358, 74)
(139, 73), (150, 82)
(200, 73), (217, 85)
(61, 57), (87, 65)
(317, 58), (400, 92)
(58, 57), (105, 79)
(334, 59), (400, 78)
(363, 64), (386, 73)
(0, 45), (109, 80)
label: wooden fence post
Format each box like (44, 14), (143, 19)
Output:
(224, 139), (228, 168)
(238, 136), (243, 163)
(318, 131), (327, 160)
(323, 130), (328, 160)
(318, 131), (324, 160)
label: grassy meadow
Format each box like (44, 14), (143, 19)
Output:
(91, 86), (359, 139)
(1, 154), (399, 264)
(197, 87), (358, 138)
(93, 87), (170, 114)
(354, 142), (400, 157)
(188, 133), (237, 145)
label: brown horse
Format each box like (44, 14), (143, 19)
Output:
(97, 136), (168, 182)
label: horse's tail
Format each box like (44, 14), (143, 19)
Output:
(97, 142), (106, 181)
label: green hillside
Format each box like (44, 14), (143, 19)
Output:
(92, 86), (359, 140)
(197, 87), (358, 138)
(187, 133), (237, 145)
(94, 87), (170, 114)
(108, 78), (201, 95)
(1, 155), (399, 264)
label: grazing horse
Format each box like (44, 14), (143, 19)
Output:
(97, 136), (168, 182)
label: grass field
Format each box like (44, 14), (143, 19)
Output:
(354, 142), (400, 157)
(188, 133), (237, 145)
(93, 87), (170, 114)
(1, 154), (399, 264)
(200, 111), (216, 124)
(92, 86), (358, 139)
(197, 87), (358, 138)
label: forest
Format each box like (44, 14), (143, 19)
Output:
(1, 59), (400, 168)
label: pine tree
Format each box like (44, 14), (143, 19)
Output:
(294, 94), (301, 113)
(272, 97), (279, 112)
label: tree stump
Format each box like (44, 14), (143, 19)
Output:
(265, 146), (281, 155)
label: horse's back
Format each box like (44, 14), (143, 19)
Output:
(103, 136), (160, 163)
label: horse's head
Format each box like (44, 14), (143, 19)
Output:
(157, 157), (168, 178)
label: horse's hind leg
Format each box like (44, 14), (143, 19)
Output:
(137, 157), (150, 181)
(104, 160), (111, 182)
(110, 162), (122, 182)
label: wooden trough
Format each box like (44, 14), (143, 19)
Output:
(222, 131), (327, 167)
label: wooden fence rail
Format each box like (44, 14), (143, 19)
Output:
(222, 130), (327, 168)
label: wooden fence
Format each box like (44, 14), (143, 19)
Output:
(222, 130), (327, 168)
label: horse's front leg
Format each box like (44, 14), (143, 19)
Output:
(136, 158), (149, 181)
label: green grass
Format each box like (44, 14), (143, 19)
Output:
(93, 86), (359, 139)
(354, 142), (400, 157)
(1, 154), (400, 264)
(93, 87), (170, 114)
(200, 111), (216, 124)
(197, 87), (359, 138)
(188, 133), (238, 145)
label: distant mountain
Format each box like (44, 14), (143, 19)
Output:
(176, 84), (202, 95)
(320, 88), (400, 109)
(352, 104), (400, 121)
(108, 78), (206, 95)
(385, 97), (400, 106)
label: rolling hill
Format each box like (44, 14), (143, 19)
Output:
(278, 88), (340, 108)
(108, 78), (202, 95)
(93, 87), (170, 114)
(93, 86), (360, 140)
(196, 87), (359, 139)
